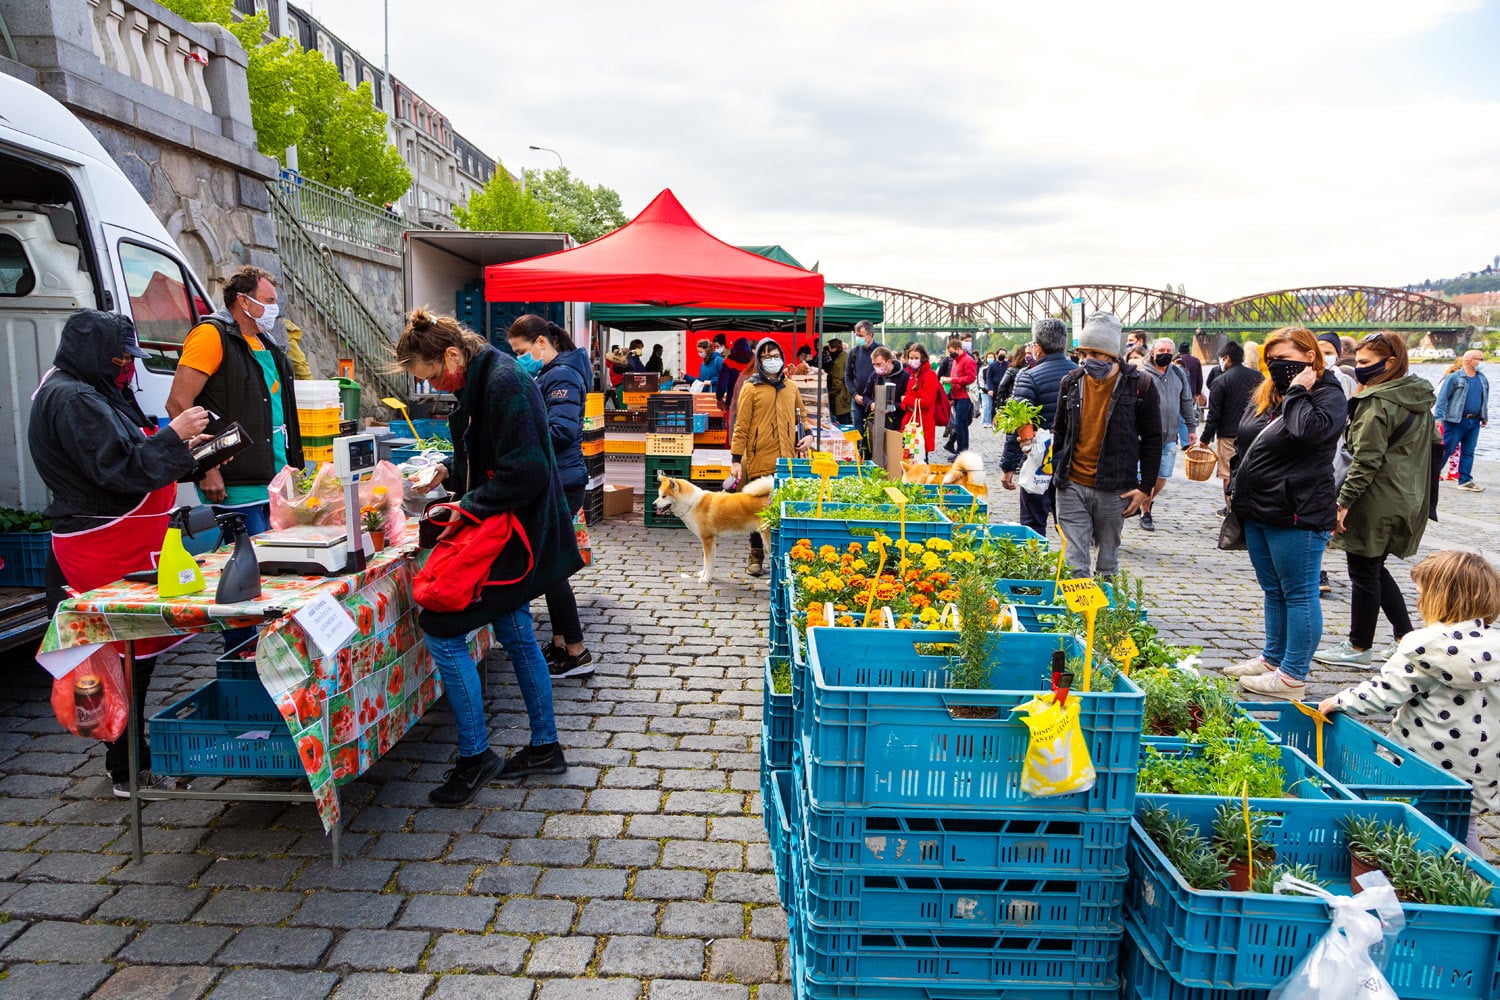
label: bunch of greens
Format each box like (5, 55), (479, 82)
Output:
(1134, 666), (1239, 738)
(963, 536), (1067, 581)
(769, 659), (792, 696)
(995, 398), (1043, 434)
(1342, 816), (1497, 907)
(417, 436), (454, 451)
(1139, 804), (1232, 890)
(1137, 716), (1291, 798)
(0, 508), (50, 532)
(950, 545), (999, 691)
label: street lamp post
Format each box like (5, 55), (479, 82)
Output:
(529, 145), (565, 170)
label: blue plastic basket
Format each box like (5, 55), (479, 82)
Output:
(1137, 739), (1356, 800)
(0, 531), (50, 587)
(992, 578), (1147, 628)
(792, 753), (1132, 876)
(1236, 701), (1473, 842)
(408, 417), (452, 440)
(764, 766), (794, 909)
(900, 484), (989, 521)
(775, 502), (954, 562)
(1127, 795), (1500, 997)
(775, 457), (884, 482)
(214, 634), (259, 681)
(1120, 920), (1268, 1000)
(763, 657), (795, 770)
(802, 627), (1141, 814)
(149, 679), (301, 778)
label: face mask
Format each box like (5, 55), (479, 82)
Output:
(873, 364), (890, 376)
(962, 341), (973, 352)
(1152, 352), (1173, 369)
(114, 363), (134, 389)
(1267, 358), (1308, 394)
(761, 357), (784, 376)
(516, 352), (544, 376)
(245, 295), (279, 336)
(1320, 353), (1339, 371)
(1353, 359), (1387, 385)
(907, 358), (921, 370)
(1082, 358), (1114, 380)
(428, 354), (466, 393)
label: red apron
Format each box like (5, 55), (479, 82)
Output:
(51, 483), (185, 658)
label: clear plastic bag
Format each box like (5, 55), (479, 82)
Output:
(1268, 873), (1405, 1000)
(269, 461), (407, 544)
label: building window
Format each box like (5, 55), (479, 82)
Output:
(342, 53), (355, 87)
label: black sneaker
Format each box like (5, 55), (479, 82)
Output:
(428, 749), (501, 806)
(540, 643), (566, 666)
(1215, 507), (1227, 518)
(1319, 570), (1332, 594)
(550, 649), (595, 680)
(499, 743), (568, 780)
(110, 771), (186, 799)
(1140, 512), (1156, 531)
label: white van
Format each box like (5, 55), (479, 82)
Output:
(0, 72), (211, 512)
(0, 73), (211, 649)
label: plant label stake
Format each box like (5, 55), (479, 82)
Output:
(1053, 534), (1068, 587)
(883, 487), (909, 572)
(810, 452), (838, 517)
(1241, 780), (1254, 887)
(1110, 634), (1140, 675)
(861, 534), (890, 625)
(1290, 700), (1330, 767)
(1058, 578), (1108, 691)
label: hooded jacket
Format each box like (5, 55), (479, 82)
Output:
(538, 347), (591, 494)
(1229, 372), (1346, 531)
(1333, 374), (1438, 559)
(730, 340), (805, 480)
(28, 310), (197, 529)
(1332, 620), (1500, 812)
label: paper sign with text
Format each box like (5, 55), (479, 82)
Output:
(1058, 578), (1109, 613)
(293, 592), (358, 657)
(1109, 635), (1140, 665)
(883, 486), (908, 506)
(809, 452), (839, 478)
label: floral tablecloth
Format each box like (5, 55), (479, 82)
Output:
(37, 546), (488, 831)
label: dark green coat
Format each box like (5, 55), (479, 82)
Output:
(1332, 374), (1437, 559)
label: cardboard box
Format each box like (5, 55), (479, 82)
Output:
(603, 484), (635, 516)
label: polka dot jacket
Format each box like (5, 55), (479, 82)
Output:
(1331, 619), (1500, 813)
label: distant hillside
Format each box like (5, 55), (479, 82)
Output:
(1406, 262), (1500, 296)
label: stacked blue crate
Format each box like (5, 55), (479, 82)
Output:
(767, 626), (1144, 999)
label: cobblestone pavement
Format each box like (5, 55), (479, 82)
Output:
(0, 421), (1497, 998)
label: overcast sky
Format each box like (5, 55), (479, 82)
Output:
(300, 0), (1498, 303)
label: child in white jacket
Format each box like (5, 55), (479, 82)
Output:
(1320, 549), (1500, 846)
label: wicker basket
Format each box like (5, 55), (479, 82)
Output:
(1184, 444), (1217, 481)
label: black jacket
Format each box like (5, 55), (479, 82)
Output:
(983, 359), (1007, 393)
(1001, 351), (1078, 472)
(421, 347), (584, 637)
(190, 313), (303, 485)
(29, 311), (197, 530)
(995, 363), (1020, 404)
(539, 349), (590, 493)
(1051, 366), (1163, 494)
(857, 367), (910, 431)
(1229, 373), (1346, 531)
(1200, 363), (1263, 445)
(845, 340), (877, 404)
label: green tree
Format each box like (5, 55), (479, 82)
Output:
(522, 167), (629, 243)
(454, 167), (550, 232)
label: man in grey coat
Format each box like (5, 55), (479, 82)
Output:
(845, 320), (879, 457)
(1140, 337), (1197, 531)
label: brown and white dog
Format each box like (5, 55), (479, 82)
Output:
(901, 449), (986, 489)
(653, 472), (774, 583)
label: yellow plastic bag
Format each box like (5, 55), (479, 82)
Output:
(1011, 692), (1096, 797)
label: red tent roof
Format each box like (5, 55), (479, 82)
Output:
(484, 188), (825, 310)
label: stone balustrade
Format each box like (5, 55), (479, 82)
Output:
(85, 0), (213, 114)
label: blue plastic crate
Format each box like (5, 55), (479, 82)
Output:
(793, 751), (1132, 877)
(775, 501), (954, 558)
(993, 578), (1147, 627)
(763, 657), (795, 770)
(802, 627), (1142, 814)
(1127, 795), (1500, 997)
(1138, 740), (1356, 800)
(963, 524), (1048, 547)
(1236, 701), (1473, 842)
(900, 484), (989, 521)
(407, 417), (452, 440)
(214, 634), (259, 681)
(795, 845), (1126, 934)
(764, 766), (794, 909)
(149, 679), (301, 778)
(0, 531), (50, 587)
(774, 457), (884, 482)
(1120, 920), (1268, 1000)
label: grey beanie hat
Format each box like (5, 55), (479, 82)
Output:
(1031, 318), (1068, 354)
(1077, 312), (1123, 358)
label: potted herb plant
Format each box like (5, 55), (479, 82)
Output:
(947, 544), (1000, 718)
(1212, 802), (1277, 891)
(361, 507), (386, 552)
(1139, 804), (1232, 891)
(995, 398), (1043, 443)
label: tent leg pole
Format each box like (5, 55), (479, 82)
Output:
(811, 310), (821, 449)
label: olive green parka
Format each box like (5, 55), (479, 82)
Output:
(1332, 374), (1437, 559)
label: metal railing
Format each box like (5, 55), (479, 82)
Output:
(267, 182), (406, 400)
(274, 169), (407, 255)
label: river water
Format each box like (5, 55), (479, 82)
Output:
(1411, 363), (1497, 464)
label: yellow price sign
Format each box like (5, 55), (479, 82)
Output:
(883, 487), (908, 506)
(1057, 578), (1109, 614)
(809, 451), (839, 478)
(1110, 634), (1140, 675)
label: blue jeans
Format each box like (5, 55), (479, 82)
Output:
(980, 391), (994, 428)
(218, 503), (272, 653)
(1441, 417), (1482, 485)
(1158, 441), (1178, 480)
(425, 603), (557, 757)
(1243, 521), (1329, 681)
(949, 397), (973, 452)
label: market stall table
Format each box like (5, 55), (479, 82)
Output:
(36, 543), (490, 866)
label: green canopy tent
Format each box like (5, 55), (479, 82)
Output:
(588, 246), (883, 332)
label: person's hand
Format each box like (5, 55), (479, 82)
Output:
(1120, 488), (1149, 516)
(1187, 432), (1198, 448)
(854, 394), (864, 406)
(200, 467), (227, 503)
(168, 405), (210, 442)
(796, 435), (814, 454)
(1318, 696), (1341, 717)
(409, 464), (448, 492)
(1335, 505), (1348, 533)
(730, 461), (742, 480)
(1001, 471), (1017, 491)
(1290, 364), (1317, 391)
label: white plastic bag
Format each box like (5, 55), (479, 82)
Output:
(1017, 427), (1054, 495)
(1268, 873), (1405, 1000)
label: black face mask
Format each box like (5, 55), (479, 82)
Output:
(1152, 352), (1174, 369)
(1267, 359), (1309, 394)
(1353, 360), (1386, 385)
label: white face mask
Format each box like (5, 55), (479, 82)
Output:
(962, 341), (973, 352)
(245, 295), (279, 335)
(761, 357), (784, 376)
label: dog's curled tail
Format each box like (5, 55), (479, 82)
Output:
(943, 450), (985, 485)
(740, 476), (775, 497)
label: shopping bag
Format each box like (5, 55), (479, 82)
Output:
(903, 409), (925, 461)
(1011, 690), (1096, 797)
(1017, 427), (1055, 495)
(574, 508), (592, 568)
(50, 646), (129, 743)
(1268, 873), (1405, 1000)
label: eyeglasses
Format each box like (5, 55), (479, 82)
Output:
(1360, 332), (1388, 345)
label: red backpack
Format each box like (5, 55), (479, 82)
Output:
(931, 373), (952, 427)
(413, 504), (535, 613)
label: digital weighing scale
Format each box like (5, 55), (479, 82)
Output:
(251, 435), (380, 576)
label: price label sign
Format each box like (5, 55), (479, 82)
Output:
(883, 487), (908, 506)
(1057, 578), (1109, 613)
(1110, 634), (1140, 673)
(809, 452), (839, 479)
